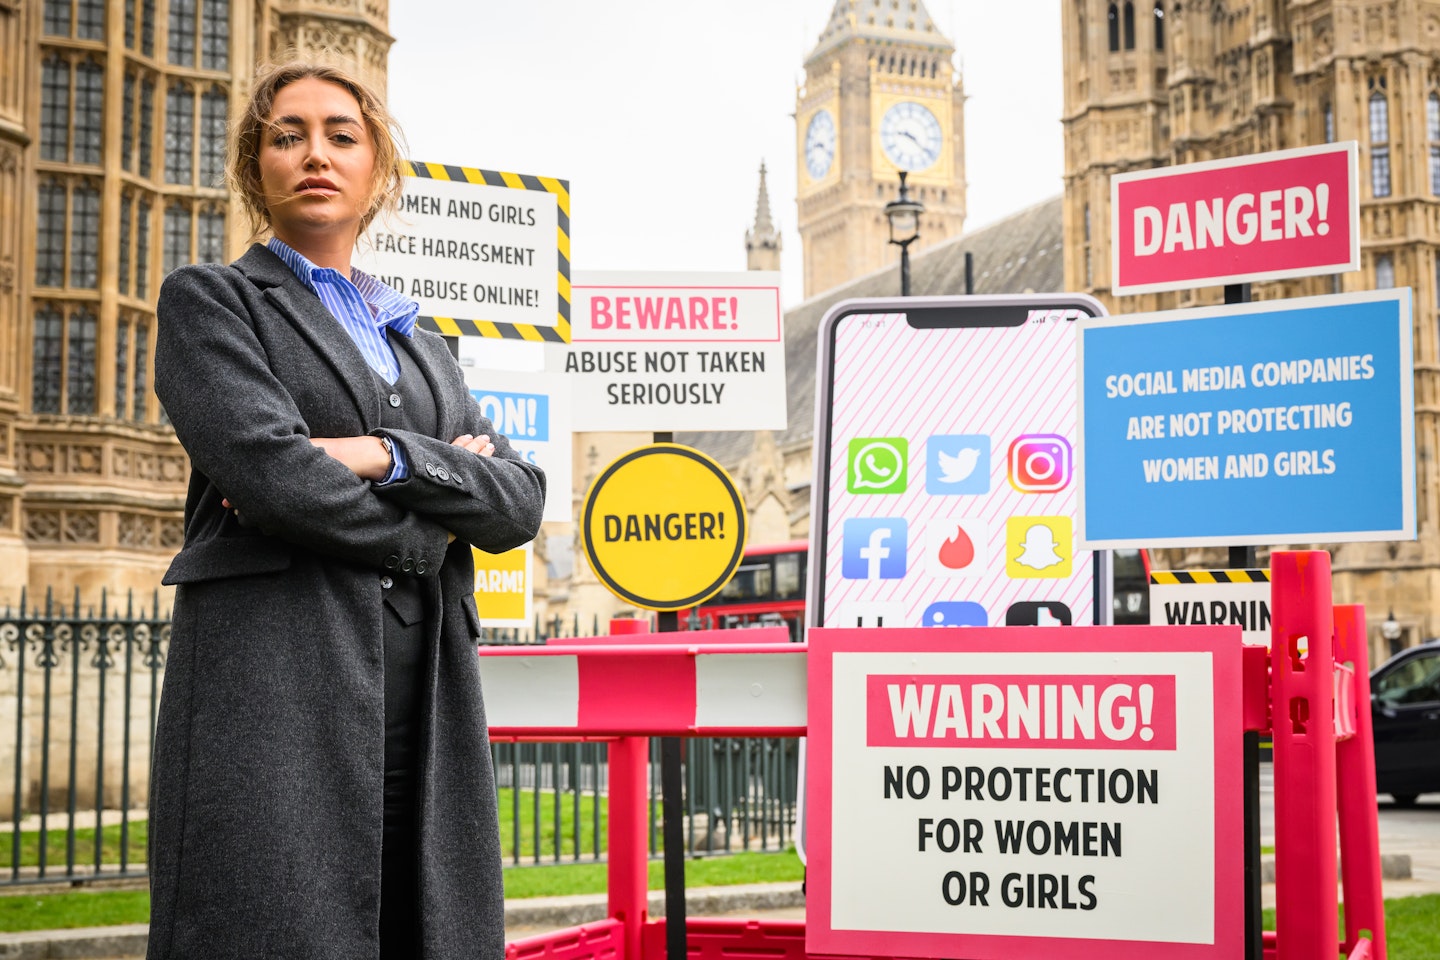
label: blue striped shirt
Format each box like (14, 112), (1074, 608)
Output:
(267, 238), (419, 483)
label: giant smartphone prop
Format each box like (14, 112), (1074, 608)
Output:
(808, 295), (1111, 630)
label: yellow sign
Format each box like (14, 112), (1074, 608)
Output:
(472, 544), (531, 626)
(581, 444), (748, 611)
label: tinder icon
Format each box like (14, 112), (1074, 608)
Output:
(924, 519), (990, 578)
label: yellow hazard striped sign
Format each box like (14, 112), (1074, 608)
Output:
(400, 159), (571, 343)
(1149, 569), (1269, 585)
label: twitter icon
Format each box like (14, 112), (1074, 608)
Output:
(926, 434), (990, 495)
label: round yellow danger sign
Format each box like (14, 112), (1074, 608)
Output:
(581, 443), (748, 611)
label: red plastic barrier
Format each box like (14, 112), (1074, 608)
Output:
(1334, 604), (1386, 960)
(1270, 551), (1339, 960)
(506, 918), (624, 960)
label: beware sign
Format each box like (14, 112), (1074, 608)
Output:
(580, 443), (747, 611)
(472, 543), (531, 627)
(568, 270), (786, 431)
(806, 626), (1243, 960)
(1111, 142), (1359, 295)
(1149, 570), (1271, 648)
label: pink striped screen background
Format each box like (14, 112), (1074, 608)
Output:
(821, 311), (1096, 627)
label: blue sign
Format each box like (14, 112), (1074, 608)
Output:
(470, 389), (549, 442)
(1078, 290), (1414, 548)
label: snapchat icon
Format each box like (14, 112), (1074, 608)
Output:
(1005, 516), (1072, 578)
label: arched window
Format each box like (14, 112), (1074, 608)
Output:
(163, 202), (193, 276)
(1108, 4), (1120, 51)
(1123, 2), (1136, 49)
(1428, 93), (1440, 195)
(66, 307), (98, 414)
(165, 83), (195, 185)
(1154, 2), (1165, 50)
(168, 0), (195, 65)
(201, 0), (229, 70)
(1077, 1), (1088, 59)
(39, 56), (70, 162)
(1370, 91), (1391, 198)
(73, 59), (103, 165)
(1375, 253), (1395, 289)
(1323, 101), (1335, 143)
(31, 304), (64, 414)
(199, 87), (227, 187)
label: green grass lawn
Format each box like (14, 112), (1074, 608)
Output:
(0, 850), (803, 933)
(0, 787), (604, 869)
(1262, 895), (1440, 957)
(3, 821), (148, 870)
(497, 787), (608, 862)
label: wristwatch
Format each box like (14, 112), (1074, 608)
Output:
(378, 435), (395, 477)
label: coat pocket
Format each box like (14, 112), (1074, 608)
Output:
(462, 593), (484, 641)
(162, 536), (293, 584)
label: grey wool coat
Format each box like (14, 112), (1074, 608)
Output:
(148, 244), (545, 959)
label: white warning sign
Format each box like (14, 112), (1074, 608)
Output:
(567, 270), (786, 432)
(1149, 571), (1271, 648)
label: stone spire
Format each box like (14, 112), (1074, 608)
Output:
(808, 0), (953, 64)
(745, 162), (782, 272)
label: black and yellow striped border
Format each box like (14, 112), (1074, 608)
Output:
(1149, 569), (1270, 585)
(401, 160), (571, 343)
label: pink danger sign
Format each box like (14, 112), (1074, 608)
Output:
(1111, 142), (1359, 295)
(806, 626), (1243, 960)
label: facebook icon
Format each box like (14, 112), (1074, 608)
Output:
(841, 518), (908, 580)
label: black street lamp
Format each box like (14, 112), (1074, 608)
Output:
(885, 170), (925, 296)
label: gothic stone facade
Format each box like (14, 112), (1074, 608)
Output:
(0, 0), (393, 608)
(1062, 0), (1440, 653)
(0, 0), (391, 814)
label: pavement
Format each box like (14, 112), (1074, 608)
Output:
(5, 774), (1440, 958)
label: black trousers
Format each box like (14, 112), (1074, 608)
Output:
(380, 580), (427, 958)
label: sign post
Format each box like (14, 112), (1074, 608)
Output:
(580, 441), (749, 960)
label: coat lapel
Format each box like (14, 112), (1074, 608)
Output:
(233, 244), (383, 432)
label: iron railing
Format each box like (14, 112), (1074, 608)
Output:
(0, 588), (167, 886)
(0, 595), (799, 887)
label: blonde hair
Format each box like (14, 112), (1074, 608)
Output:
(230, 61), (405, 238)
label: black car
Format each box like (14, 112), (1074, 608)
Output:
(1371, 639), (1440, 806)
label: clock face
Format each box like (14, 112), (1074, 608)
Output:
(880, 101), (943, 172)
(805, 110), (837, 181)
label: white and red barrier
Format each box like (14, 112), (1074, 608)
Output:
(486, 551), (1384, 960)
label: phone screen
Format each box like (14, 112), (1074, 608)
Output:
(811, 296), (1109, 629)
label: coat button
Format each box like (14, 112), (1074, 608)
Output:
(415, 560), (428, 575)
(452, 474), (464, 485)
(402, 558), (415, 572)
(388, 394), (402, 407)
(384, 555), (399, 570)
(436, 466), (450, 481)
(425, 462), (438, 477)
(380, 575), (394, 589)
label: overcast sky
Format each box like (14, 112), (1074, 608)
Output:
(387, 1), (1064, 307)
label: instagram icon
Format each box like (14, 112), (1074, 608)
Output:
(1008, 435), (1072, 493)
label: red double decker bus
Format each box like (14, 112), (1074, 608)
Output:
(681, 540), (808, 642)
(681, 542), (1149, 639)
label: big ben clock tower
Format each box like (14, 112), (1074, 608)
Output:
(797, 0), (967, 298)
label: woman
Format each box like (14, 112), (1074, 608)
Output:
(148, 62), (544, 959)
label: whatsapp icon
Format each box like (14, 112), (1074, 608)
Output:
(847, 438), (908, 494)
